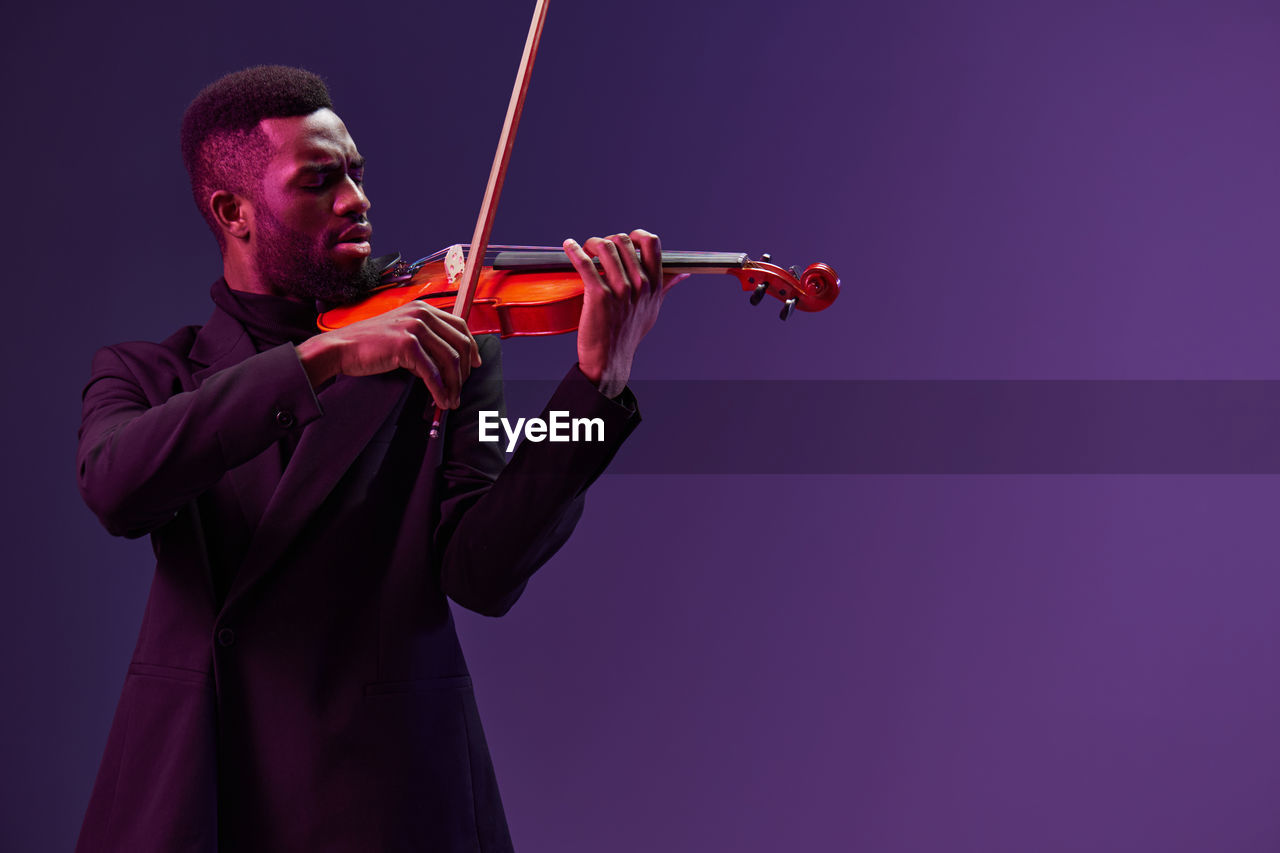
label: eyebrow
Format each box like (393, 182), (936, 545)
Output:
(293, 157), (366, 176)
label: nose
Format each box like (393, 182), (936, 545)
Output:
(335, 174), (370, 217)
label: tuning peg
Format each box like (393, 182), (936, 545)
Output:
(779, 297), (797, 321)
(749, 282), (769, 306)
(761, 253), (772, 264)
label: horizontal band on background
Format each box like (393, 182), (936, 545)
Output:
(490, 380), (1280, 474)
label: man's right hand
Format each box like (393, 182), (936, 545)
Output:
(295, 300), (481, 409)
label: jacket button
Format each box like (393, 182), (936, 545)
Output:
(217, 627), (236, 647)
(274, 409), (296, 429)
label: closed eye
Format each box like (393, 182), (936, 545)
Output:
(298, 166), (363, 189)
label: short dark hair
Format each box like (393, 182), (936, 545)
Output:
(180, 65), (334, 250)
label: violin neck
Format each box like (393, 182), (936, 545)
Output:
(487, 247), (750, 276)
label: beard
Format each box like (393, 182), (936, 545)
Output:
(252, 206), (381, 306)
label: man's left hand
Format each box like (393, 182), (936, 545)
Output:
(564, 229), (688, 398)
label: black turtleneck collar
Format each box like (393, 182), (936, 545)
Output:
(210, 278), (321, 352)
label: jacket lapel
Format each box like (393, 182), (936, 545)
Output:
(222, 369), (413, 610)
(190, 308), (283, 532)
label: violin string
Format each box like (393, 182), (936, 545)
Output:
(406, 245), (744, 275)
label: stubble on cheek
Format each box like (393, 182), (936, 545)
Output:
(252, 210), (380, 305)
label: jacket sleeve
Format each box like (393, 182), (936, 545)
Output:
(433, 335), (641, 616)
(77, 342), (324, 538)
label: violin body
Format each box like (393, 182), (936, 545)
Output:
(318, 245), (840, 336)
(319, 254), (592, 336)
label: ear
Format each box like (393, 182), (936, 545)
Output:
(209, 190), (253, 242)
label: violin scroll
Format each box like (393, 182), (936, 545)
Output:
(729, 257), (840, 319)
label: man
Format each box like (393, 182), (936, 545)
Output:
(76, 65), (677, 852)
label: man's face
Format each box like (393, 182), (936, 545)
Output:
(251, 108), (380, 303)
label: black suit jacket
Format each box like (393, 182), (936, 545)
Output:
(74, 300), (639, 852)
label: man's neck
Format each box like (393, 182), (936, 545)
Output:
(222, 252), (305, 302)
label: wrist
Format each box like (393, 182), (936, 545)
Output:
(579, 359), (630, 399)
(296, 334), (341, 389)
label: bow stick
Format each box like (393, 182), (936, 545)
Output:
(430, 0), (550, 437)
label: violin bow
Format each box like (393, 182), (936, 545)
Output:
(430, 0), (550, 437)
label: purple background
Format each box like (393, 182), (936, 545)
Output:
(5, 0), (1280, 849)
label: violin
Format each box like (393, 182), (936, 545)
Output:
(317, 245), (840, 336)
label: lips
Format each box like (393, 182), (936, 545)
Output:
(335, 223), (372, 244)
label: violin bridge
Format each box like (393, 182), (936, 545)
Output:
(444, 244), (467, 285)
